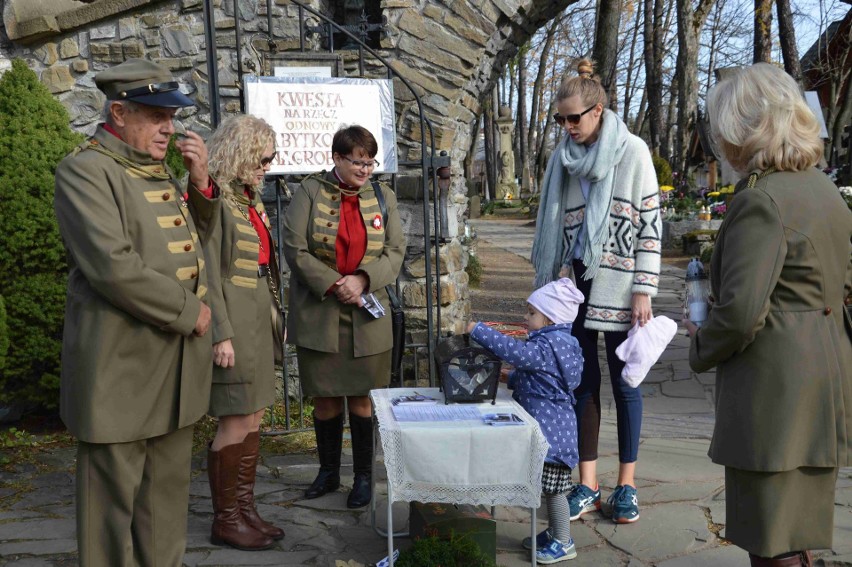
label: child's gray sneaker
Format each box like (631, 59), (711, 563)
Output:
(535, 537), (577, 564)
(521, 528), (552, 550)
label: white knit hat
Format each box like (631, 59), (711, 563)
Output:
(527, 277), (585, 324)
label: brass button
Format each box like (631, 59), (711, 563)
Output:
(162, 193), (171, 201)
(331, 195), (338, 201)
(824, 307), (832, 315)
(190, 271), (198, 279)
(327, 222), (332, 227)
(330, 210), (337, 215)
(174, 218), (182, 226)
(323, 236), (329, 243)
(184, 244), (192, 252)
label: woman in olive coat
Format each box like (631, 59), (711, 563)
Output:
(198, 115), (286, 551)
(685, 63), (852, 566)
(282, 125), (405, 509)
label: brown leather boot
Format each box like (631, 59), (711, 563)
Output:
(749, 551), (811, 566)
(208, 442), (274, 551)
(237, 431), (284, 540)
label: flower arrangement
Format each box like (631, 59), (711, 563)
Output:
(710, 202), (727, 217)
(839, 186), (852, 211)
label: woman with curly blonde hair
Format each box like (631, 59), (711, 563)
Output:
(685, 63), (852, 566)
(197, 114), (285, 551)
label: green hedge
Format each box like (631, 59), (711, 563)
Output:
(0, 296), (8, 372)
(652, 153), (673, 187)
(0, 60), (84, 409)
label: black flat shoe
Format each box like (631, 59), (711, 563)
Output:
(305, 470), (340, 499)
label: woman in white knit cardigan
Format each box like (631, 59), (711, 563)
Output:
(531, 58), (662, 527)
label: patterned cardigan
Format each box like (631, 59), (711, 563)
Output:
(562, 134), (662, 331)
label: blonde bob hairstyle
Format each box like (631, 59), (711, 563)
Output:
(707, 63), (823, 173)
(207, 114), (276, 193)
(556, 57), (608, 108)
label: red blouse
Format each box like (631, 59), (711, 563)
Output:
(244, 189), (272, 266)
(334, 173), (367, 276)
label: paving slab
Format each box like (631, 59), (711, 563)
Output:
(597, 502), (716, 562)
(656, 544), (746, 566)
(634, 438), (723, 484)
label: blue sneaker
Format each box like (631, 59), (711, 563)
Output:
(522, 528), (552, 550)
(567, 484), (601, 520)
(535, 537), (577, 564)
(608, 484), (640, 524)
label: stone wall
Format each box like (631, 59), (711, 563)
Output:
(0, 0), (574, 347)
(662, 219), (723, 251)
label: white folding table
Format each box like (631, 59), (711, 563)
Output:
(369, 386), (549, 566)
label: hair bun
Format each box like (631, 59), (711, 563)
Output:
(577, 58), (595, 78)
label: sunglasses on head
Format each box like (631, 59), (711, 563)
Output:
(260, 152), (278, 167)
(553, 104), (597, 126)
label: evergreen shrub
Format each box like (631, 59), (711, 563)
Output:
(395, 532), (497, 567)
(652, 153), (674, 187)
(465, 254), (482, 288)
(0, 59), (84, 409)
(0, 296), (8, 372)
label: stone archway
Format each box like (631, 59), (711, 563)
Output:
(378, 0), (575, 232)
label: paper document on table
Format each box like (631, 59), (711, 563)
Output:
(391, 404), (482, 422)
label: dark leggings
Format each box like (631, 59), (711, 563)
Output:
(571, 260), (642, 464)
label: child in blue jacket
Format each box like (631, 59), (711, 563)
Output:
(467, 278), (584, 564)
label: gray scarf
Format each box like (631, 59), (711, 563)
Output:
(532, 109), (629, 287)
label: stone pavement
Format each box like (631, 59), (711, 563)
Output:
(1, 217), (850, 567)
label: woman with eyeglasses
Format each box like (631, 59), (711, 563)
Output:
(531, 58), (661, 531)
(197, 114), (285, 551)
(282, 125), (405, 509)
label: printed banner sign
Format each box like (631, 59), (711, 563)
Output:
(244, 76), (398, 175)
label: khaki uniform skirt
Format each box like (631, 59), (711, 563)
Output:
(209, 274), (277, 416)
(298, 306), (391, 397)
(725, 466), (837, 557)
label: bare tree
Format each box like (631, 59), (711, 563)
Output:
(517, 43), (530, 188)
(662, 80), (679, 163)
(674, 0), (717, 173)
(644, 0), (667, 154)
(753, 0), (773, 63)
(527, 18), (561, 178)
(776, 0), (803, 84)
(482, 93), (496, 201)
(464, 111), (481, 181)
(593, 0), (624, 110)
(620, 1), (645, 124)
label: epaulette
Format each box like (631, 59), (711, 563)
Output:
(302, 171), (334, 191)
(68, 138), (95, 158)
(82, 139), (172, 180)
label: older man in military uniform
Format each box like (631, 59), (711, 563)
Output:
(54, 59), (216, 566)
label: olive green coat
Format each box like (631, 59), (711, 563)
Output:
(282, 172), (405, 356)
(54, 126), (215, 444)
(689, 168), (852, 472)
(190, 184), (282, 385)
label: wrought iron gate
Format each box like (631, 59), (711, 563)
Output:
(200, 0), (446, 433)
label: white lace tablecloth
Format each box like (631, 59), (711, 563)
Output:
(371, 386), (548, 508)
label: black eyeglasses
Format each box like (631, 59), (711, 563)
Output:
(260, 152), (278, 167)
(341, 155), (380, 169)
(553, 105), (597, 126)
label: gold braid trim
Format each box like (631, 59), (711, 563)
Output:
(746, 166), (777, 189)
(82, 141), (173, 180)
